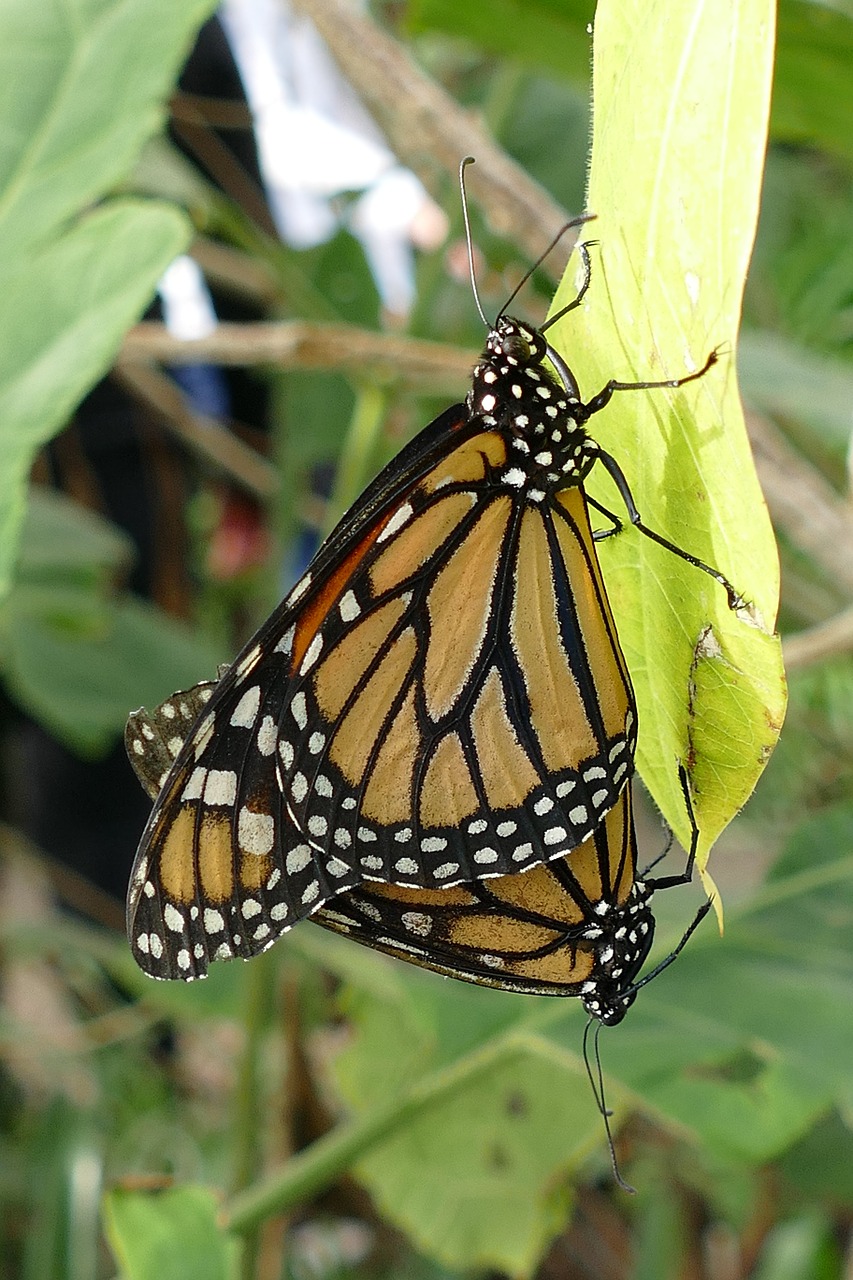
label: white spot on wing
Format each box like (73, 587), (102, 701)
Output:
(474, 847), (498, 864)
(181, 767), (207, 802)
(288, 574), (312, 605)
(286, 844), (312, 873)
(275, 625), (295, 655)
(204, 769), (238, 806)
(299, 633), (323, 675)
(377, 502), (414, 543)
(164, 904), (184, 932)
(238, 807), (275, 856)
(257, 716), (277, 756)
(291, 692), (307, 730)
(339, 590), (361, 623)
(231, 686), (261, 729)
(402, 911), (432, 937)
(204, 908), (225, 933)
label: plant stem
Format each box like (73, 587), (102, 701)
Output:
(232, 950), (276, 1279)
(223, 1034), (523, 1234)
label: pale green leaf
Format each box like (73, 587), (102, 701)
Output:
(17, 486), (134, 582)
(547, 0), (786, 857)
(336, 1024), (608, 1277)
(0, 582), (223, 756)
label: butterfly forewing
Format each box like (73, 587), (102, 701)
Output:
(127, 319), (638, 980)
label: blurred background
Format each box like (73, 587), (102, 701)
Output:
(1, 1), (852, 1278)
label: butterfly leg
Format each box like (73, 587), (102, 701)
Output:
(646, 763), (699, 891)
(593, 447), (745, 610)
(540, 240), (597, 328)
(586, 495), (623, 542)
(582, 347), (721, 417)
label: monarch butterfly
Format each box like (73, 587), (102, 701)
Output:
(126, 161), (739, 981)
(127, 676), (708, 1025)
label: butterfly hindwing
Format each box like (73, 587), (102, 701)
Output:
(314, 783), (653, 1003)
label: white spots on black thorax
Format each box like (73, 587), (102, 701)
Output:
(469, 315), (593, 500)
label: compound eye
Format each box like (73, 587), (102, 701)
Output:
(501, 332), (530, 362)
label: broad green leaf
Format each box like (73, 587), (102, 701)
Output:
(773, 1), (853, 165)
(0, 490), (223, 752)
(0, 0), (214, 256)
(334, 1019), (607, 1278)
(103, 1184), (236, 1280)
(0, 0), (217, 598)
(649, 1058), (828, 1163)
(0, 202), (189, 598)
(16, 487), (134, 583)
(750, 1213), (841, 1280)
(408, 0), (595, 85)
(0, 582), (223, 755)
(739, 329), (853, 465)
(779, 1112), (853, 1202)
(355, 1043), (593, 1278)
(547, 0), (785, 857)
(411, 0), (853, 173)
(322, 802), (853, 1274)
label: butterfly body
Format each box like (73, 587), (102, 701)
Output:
(127, 314), (639, 980)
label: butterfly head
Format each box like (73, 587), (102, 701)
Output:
(490, 315), (548, 365)
(579, 883), (656, 1026)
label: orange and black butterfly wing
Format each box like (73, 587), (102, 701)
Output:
(126, 404), (481, 974)
(127, 411), (636, 978)
(315, 784), (643, 997)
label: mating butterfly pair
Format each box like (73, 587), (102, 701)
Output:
(126, 185), (739, 1029)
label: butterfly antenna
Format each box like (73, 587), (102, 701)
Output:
(583, 1018), (636, 1194)
(459, 157), (489, 327)
(503, 215), (597, 319)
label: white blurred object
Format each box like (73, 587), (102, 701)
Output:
(158, 255), (218, 340)
(351, 167), (449, 315)
(219, 0), (444, 314)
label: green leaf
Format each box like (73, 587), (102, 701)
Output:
(739, 329), (853, 465)
(772, 1), (853, 165)
(0, 0), (218, 599)
(0, 0), (215, 255)
(0, 583), (223, 756)
(0, 202), (189, 598)
(103, 1184), (237, 1280)
(319, 802), (853, 1274)
(358, 1044), (592, 1278)
(333, 988), (604, 1280)
(649, 1058), (827, 1163)
(16, 487), (134, 583)
(751, 1213), (841, 1280)
(547, 0), (786, 857)
(0, 489), (224, 753)
(778, 1111), (853, 1202)
(408, 0), (596, 86)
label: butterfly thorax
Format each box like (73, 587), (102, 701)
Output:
(466, 315), (597, 500)
(579, 881), (655, 1026)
